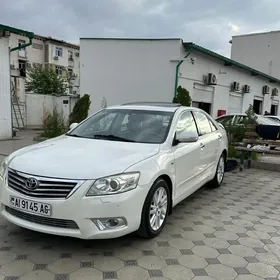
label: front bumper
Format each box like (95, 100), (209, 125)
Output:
(0, 176), (148, 239)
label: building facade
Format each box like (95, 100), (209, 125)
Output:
(231, 31), (280, 80)
(80, 38), (280, 117)
(2, 24), (80, 129)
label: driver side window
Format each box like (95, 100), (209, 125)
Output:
(176, 111), (197, 135)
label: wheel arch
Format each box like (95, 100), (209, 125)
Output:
(156, 174), (173, 215)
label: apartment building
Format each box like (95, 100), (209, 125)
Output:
(9, 32), (80, 101)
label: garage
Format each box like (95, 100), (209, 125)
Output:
(191, 83), (213, 115)
(228, 93), (243, 114)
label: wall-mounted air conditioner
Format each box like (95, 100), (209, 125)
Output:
(232, 81), (240, 91)
(204, 73), (217, 85)
(54, 56), (59, 60)
(263, 85), (270, 95)
(272, 88), (279, 96)
(243, 85), (250, 93)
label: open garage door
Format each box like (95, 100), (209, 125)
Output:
(228, 94), (243, 114)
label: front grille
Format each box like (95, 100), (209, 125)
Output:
(6, 206), (79, 229)
(8, 168), (80, 199)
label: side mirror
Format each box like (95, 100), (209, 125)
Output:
(69, 123), (78, 130)
(177, 131), (198, 143)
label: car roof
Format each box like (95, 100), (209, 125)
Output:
(107, 102), (204, 113)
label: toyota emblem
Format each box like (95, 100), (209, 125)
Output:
(25, 177), (39, 190)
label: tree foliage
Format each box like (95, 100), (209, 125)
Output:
(25, 64), (67, 95)
(172, 86), (192, 106)
(41, 107), (66, 138)
(69, 94), (91, 124)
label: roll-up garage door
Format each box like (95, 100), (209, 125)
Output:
(228, 94), (243, 114)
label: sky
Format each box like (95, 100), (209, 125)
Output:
(1, 0), (280, 57)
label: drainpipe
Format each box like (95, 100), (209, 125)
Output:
(10, 34), (34, 52)
(174, 47), (193, 97)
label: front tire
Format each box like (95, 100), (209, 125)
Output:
(208, 153), (225, 188)
(137, 178), (170, 238)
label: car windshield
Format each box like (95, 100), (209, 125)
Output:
(67, 109), (174, 144)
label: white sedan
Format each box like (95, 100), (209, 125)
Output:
(0, 103), (228, 239)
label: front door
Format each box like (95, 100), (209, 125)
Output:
(172, 110), (201, 203)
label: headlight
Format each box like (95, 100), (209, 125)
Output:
(0, 157), (8, 178)
(86, 172), (140, 196)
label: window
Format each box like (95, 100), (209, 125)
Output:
(208, 119), (217, 132)
(216, 115), (233, 126)
(68, 68), (73, 77)
(55, 66), (63, 75)
(18, 39), (26, 57)
(193, 111), (212, 135)
(55, 47), (63, 57)
(68, 51), (73, 60)
(18, 60), (26, 77)
(176, 111), (197, 135)
(233, 115), (247, 125)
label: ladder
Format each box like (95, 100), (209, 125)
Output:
(11, 77), (25, 130)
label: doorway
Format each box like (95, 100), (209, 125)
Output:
(253, 99), (263, 114)
(271, 104), (278, 115)
(192, 101), (211, 114)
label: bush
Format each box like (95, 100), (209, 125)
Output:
(69, 94), (91, 125)
(172, 86), (192, 106)
(41, 107), (66, 138)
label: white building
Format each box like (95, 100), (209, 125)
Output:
(0, 25), (33, 139)
(80, 38), (280, 117)
(231, 31), (280, 80)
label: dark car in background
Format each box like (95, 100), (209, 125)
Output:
(216, 113), (280, 140)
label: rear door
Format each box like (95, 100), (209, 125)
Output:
(192, 111), (221, 180)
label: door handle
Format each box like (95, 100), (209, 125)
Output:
(200, 143), (205, 148)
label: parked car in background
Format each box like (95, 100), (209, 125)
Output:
(216, 113), (280, 140)
(0, 102), (228, 240)
(264, 115), (280, 124)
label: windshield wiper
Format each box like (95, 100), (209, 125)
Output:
(66, 133), (83, 138)
(93, 134), (135, 142)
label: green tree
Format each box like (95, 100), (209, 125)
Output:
(69, 94), (91, 124)
(172, 86), (192, 106)
(25, 64), (67, 95)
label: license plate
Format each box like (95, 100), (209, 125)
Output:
(9, 196), (52, 217)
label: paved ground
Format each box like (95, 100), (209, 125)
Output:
(1, 169), (280, 279)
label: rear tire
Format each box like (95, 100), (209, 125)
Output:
(208, 154), (225, 188)
(137, 178), (170, 238)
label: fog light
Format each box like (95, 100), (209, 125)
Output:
(91, 217), (127, 231)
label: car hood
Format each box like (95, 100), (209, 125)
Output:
(8, 135), (160, 179)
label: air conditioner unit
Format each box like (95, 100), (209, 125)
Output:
(10, 64), (15, 69)
(75, 52), (79, 57)
(232, 81), (240, 91)
(263, 85), (270, 94)
(72, 73), (78, 78)
(54, 56), (59, 60)
(204, 73), (217, 85)
(272, 88), (279, 96)
(243, 84), (250, 93)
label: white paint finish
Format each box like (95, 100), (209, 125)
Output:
(0, 105), (227, 239)
(231, 32), (280, 79)
(80, 39), (181, 114)
(25, 93), (78, 128)
(0, 37), (12, 140)
(178, 50), (280, 117)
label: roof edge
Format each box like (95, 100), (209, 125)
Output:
(232, 30), (280, 38)
(0, 24), (34, 38)
(183, 42), (280, 84)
